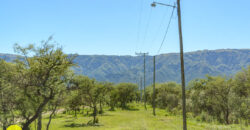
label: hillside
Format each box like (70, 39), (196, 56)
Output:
(1, 49), (250, 85)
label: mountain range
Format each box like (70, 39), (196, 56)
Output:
(1, 49), (250, 85)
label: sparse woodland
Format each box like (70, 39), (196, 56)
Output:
(0, 42), (249, 130)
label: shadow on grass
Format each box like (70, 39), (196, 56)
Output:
(81, 112), (114, 117)
(123, 107), (139, 111)
(45, 115), (65, 119)
(64, 123), (103, 128)
(64, 119), (74, 122)
(111, 106), (140, 111)
(100, 113), (114, 116)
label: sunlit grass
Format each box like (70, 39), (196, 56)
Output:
(25, 104), (249, 130)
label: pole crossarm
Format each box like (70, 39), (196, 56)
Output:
(151, 1), (176, 8)
(135, 52), (149, 56)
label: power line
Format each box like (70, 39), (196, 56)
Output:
(141, 7), (153, 52)
(135, 0), (144, 52)
(157, 5), (175, 54)
(150, 7), (169, 45)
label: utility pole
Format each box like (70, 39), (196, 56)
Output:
(153, 56), (156, 116)
(176, 1), (187, 129)
(140, 76), (143, 102)
(136, 77), (140, 103)
(143, 53), (147, 110)
(151, 1), (187, 129)
(135, 52), (148, 110)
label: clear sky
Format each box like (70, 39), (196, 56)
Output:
(0, 0), (249, 56)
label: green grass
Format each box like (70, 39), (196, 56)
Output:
(26, 104), (249, 130)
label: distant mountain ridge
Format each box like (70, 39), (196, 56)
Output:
(1, 49), (250, 85)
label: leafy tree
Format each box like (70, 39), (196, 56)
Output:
(67, 92), (81, 117)
(97, 82), (113, 114)
(71, 75), (103, 124)
(114, 83), (138, 109)
(189, 76), (233, 124)
(233, 66), (250, 98)
(0, 60), (17, 130)
(12, 39), (75, 130)
(109, 86), (118, 111)
(155, 82), (181, 112)
(231, 66), (250, 124)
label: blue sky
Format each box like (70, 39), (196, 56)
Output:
(0, 0), (249, 56)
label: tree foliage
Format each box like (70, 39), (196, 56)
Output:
(0, 40), (249, 129)
(188, 67), (250, 124)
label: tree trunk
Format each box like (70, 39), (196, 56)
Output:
(46, 104), (58, 130)
(93, 105), (97, 124)
(3, 124), (6, 130)
(121, 102), (126, 109)
(225, 109), (229, 124)
(74, 109), (77, 118)
(99, 100), (103, 114)
(110, 104), (114, 111)
(82, 107), (84, 115)
(35, 119), (37, 130)
(37, 113), (42, 130)
(22, 97), (50, 130)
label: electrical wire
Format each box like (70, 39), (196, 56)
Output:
(157, 6), (175, 54)
(135, 0), (144, 53)
(151, 7), (169, 46)
(141, 7), (153, 52)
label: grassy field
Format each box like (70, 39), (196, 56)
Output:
(25, 104), (249, 130)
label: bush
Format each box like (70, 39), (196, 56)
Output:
(200, 111), (213, 123)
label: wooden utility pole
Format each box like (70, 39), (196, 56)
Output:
(177, 0), (187, 130)
(137, 77), (140, 103)
(140, 76), (143, 102)
(153, 56), (156, 116)
(151, 0), (186, 129)
(143, 53), (147, 110)
(135, 52), (148, 110)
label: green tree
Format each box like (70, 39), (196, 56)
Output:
(68, 93), (81, 117)
(71, 75), (103, 124)
(189, 76), (233, 124)
(155, 82), (181, 112)
(232, 66), (250, 125)
(98, 82), (113, 114)
(109, 86), (118, 111)
(0, 60), (17, 130)
(12, 39), (75, 130)
(115, 83), (138, 109)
